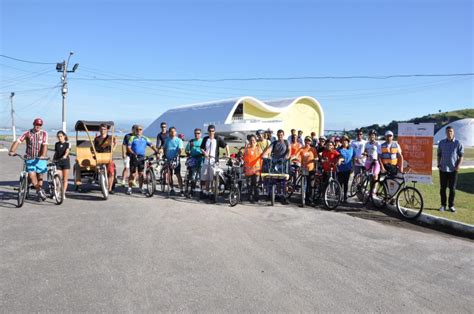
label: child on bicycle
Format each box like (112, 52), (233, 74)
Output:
(53, 130), (71, 199)
(321, 140), (342, 186)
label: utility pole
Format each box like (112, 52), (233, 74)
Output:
(10, 92), (16, 141)
(56, 51), (79, 132)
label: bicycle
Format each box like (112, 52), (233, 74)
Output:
(371, 166), (424, 219)
(14, 154), (63, 207)
(319, 162), (342, 210)
(226, 157), (244, 207)
(286, 161), (313, 207)
(261, 158), (290, 206)
(143, 155), (158, 197)
(352, 161), (378, 204)
(184, 156), (202, 198)
(160, 156), (180, 196)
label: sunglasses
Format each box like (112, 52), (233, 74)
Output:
(195, 132), (201, 135)
(34, 124), (42, 126)
(209, 130), (215, 132)
(161, 126), (167, 128)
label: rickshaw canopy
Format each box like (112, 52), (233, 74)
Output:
(74, 120), (115, 132)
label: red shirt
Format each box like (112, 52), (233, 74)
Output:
(18, 129), (48, 159)
(321, 149), (340, 173)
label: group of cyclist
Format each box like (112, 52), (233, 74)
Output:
(8, 118), (405, 205)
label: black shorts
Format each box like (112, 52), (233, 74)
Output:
(130, 155), (145, 173)
(171, 163), (181, 176)
(56, 158), (71, 170)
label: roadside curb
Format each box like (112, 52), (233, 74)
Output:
(386, 204), (474, 239)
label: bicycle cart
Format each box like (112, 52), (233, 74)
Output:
(73, 120), (116, 200)
(261, 158), (290, 206)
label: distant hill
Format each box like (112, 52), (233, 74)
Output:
(353, 109), (474, 136)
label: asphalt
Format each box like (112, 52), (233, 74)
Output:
(0, 152), (473, 312)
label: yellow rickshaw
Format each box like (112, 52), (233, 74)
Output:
(73, 120), (116, 199)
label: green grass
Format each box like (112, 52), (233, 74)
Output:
(417, 168), (474, 225)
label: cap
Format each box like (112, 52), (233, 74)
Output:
(256, 129), (264, 135)
(385, 130), (394, 136)
(304, 136), (312, 142)
(342, 135), (350, 142)
(335, 136), (341, 141)
(33, 118), (43, 126)
(319, 136), (327, 140)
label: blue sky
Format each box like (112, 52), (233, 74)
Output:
(1, 0), (472, 131)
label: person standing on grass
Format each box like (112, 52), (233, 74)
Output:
(437, 126), (464, 213)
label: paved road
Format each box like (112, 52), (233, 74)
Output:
(0, 152), (473, 312)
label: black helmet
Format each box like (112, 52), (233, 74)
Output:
(369, 129), (377, 135)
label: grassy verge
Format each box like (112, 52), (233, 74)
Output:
(417, 168), (474, 225)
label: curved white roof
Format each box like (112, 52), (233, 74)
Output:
(144, 96), (323, 139)
(434, 118), (474, 147)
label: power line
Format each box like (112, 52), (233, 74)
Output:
(0, 54), (56, 65)
(71, 72), (474, 82)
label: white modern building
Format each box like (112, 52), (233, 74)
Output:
(144, 96), (324, 140)
(434, 118), (474, 147)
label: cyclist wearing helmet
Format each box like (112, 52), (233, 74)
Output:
(364, 129), (381, 181)
(9, 118), (49, 201)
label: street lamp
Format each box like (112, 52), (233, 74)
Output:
(57, 51), (79, 132)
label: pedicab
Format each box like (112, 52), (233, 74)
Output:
(73, 120), (116, 199)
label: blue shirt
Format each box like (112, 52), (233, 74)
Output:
(337, 146), (355, 172)
(128, 135), (152, 156)
(438, 138), (464, 172)
(186, 138), (203, 157)
(164, 136), (184, 160)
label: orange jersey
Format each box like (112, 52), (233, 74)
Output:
(243, 145), (263, 176)
(299, 146), (318, 172)
(290, 142), (302, 162)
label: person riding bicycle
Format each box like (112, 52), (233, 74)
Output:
(378, 130), (404, 176)
(321, 140), (343, 186)
(8, 118), (49, 201)
(243, 134), (263, 203)
(163, 126), (185, 196)
(126, 125), (158, 195)
(185, 128), (204, 196)
(263, 129), (290, 205)
(298, 136), (318, 205)
(200, 124), (230, 201)
(93, 123), (117, 194)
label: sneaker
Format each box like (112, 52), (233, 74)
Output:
(199, 191), (205, 200)
(170, 189), (176, 196)
(62, 193), (67, 200)
(109, 190), (115, 195)
(179, 191), (185, 197)
(38, 189), (47, 201)
(281, 197), (289, 205)
(126, 187), (132, 195)
(439, 206), (445, 212)
(449, 207), (456, 213)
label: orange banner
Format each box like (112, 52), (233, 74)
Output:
(398, 123), (434, 184)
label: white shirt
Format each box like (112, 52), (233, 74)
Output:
(351, 139), (366, 166)
(204, 137), (217, 164)
(365, 141), (379, 161)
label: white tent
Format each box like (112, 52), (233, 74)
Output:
(434, 118), (474, 147)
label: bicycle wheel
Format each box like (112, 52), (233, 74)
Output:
(300, 175), (306, 207)
(396, 186), (424, 219)
(372, 181), (387, 209)
(98, 168), (108, 200)
(229, 185), (240, 207)
(349, 173), (363, 197)
(144, 169), (156, 197)
(311, 176), (322, 206)
(359, 178), (371, 205)
(270, 184), (276, 206)
(53, 174), (64, 205)
(213, 175), (219, 203)
(17, 175), (28, 208)
(160, 168), (167, 193)
(324, 179), (341, 210)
